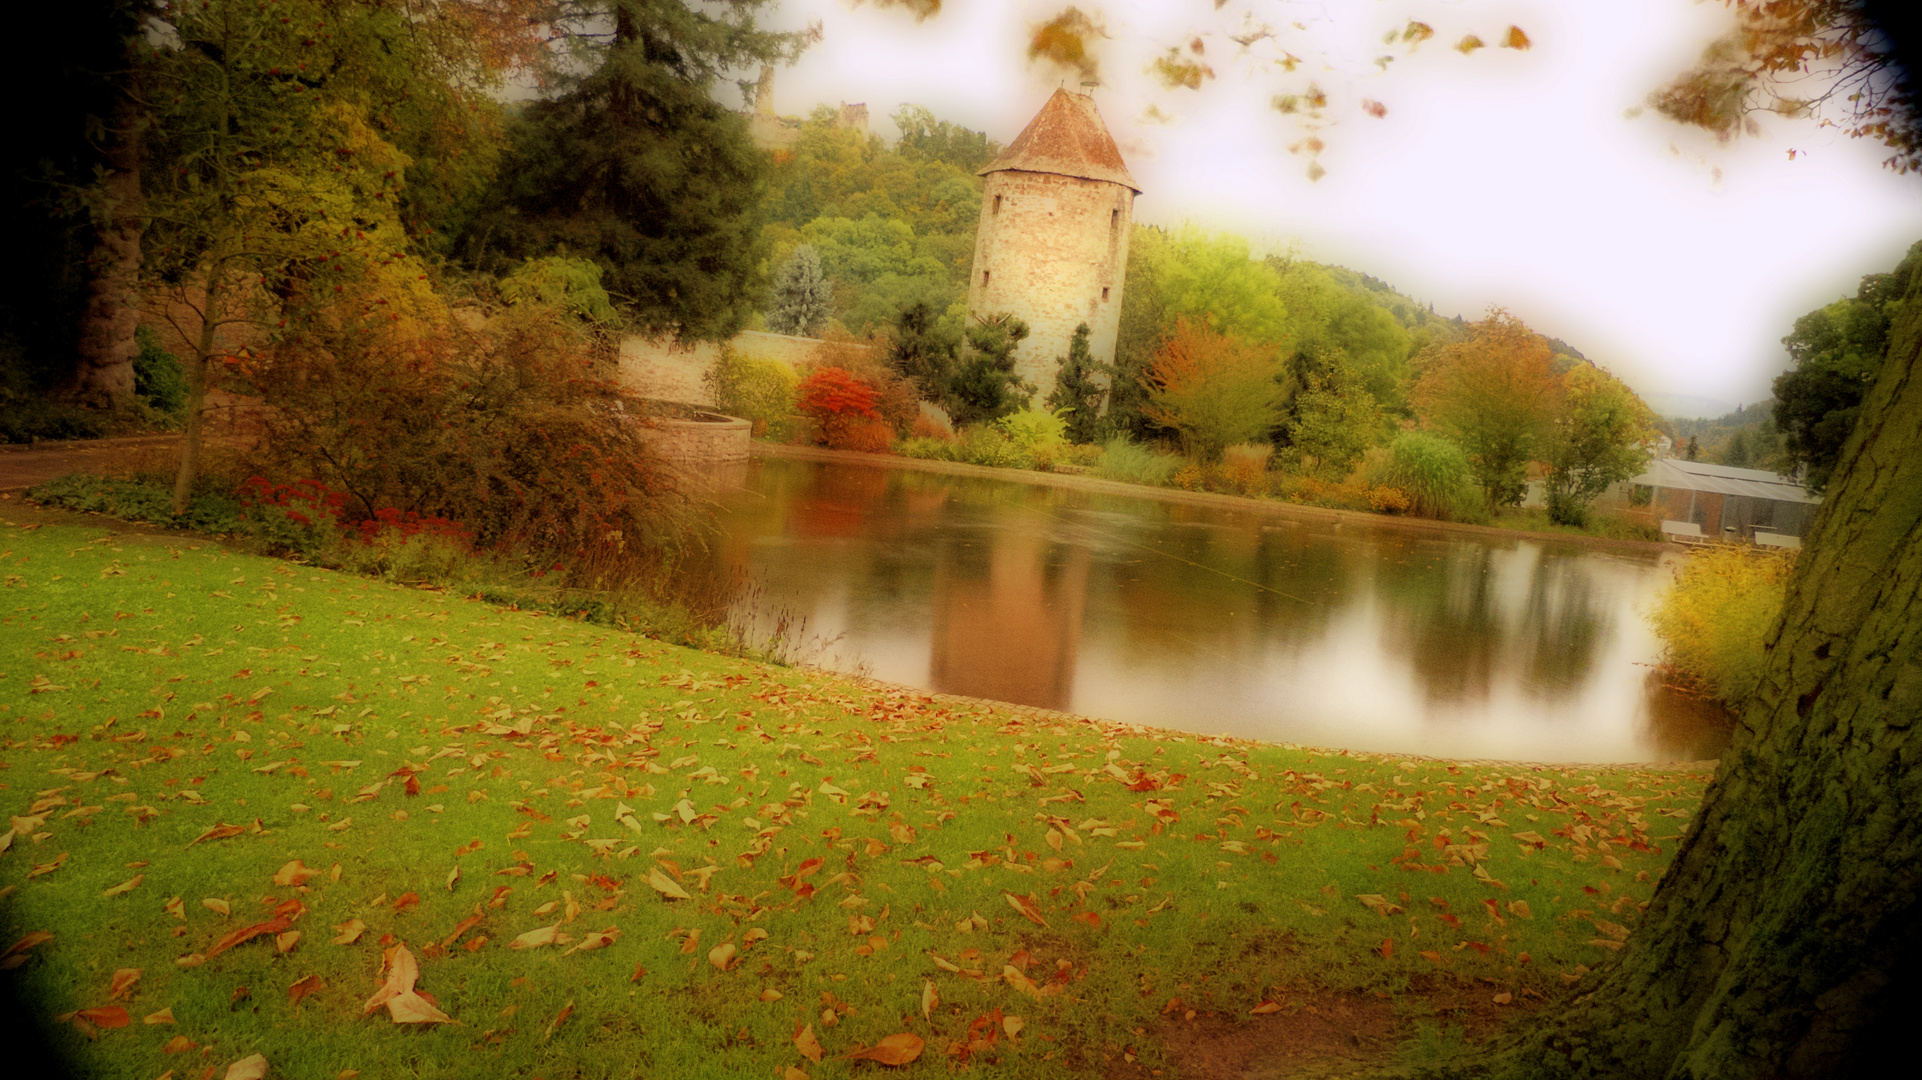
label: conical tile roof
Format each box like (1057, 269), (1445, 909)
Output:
(978, 89), (1139, 192)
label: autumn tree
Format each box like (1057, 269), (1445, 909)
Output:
(1142, 317), (1283, 462)
(885, 298), (959, 402)
(1540, 364), (1654, 526)
(1282, 347), (1381, 479)
(1413, 310), (1558, 507)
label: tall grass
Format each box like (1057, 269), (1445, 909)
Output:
(1364, 431), (1486, 522)
(1093, 437), (1184, 485)
(1647, 547), (1795, 703)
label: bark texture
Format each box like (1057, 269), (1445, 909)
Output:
(72, 102), (144, 410)
(1487, 253), (1922, 1076)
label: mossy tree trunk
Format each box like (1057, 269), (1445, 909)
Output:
(1488, 256), (1922, 1076)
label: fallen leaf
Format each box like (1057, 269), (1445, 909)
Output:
(362, 944), (453, 1024)
(206, 917), (290, 960)
(795, 1022), (825, 1063)
(103, 875), (143, 897)
(144, 1007), (176, 1025)
(1003, 1015), (1024, 1040)
(75, 1006), (130, 1028)
(841, 1033), (924, 1066)
(188, 822), (248, 847)
(508, 923), (565, 950)
(272, 861), (319, 887)
(1251, 1000), (1282, 1015)
(203, 898), (231, 916)
(275, 930), (301, 953)
(222, 1052), (268, 1080)
(1004, 892), (1048, 928)
(446, 865), (460, 892)
(109, 968), (141, 1000)
(761, 987), (784, 1002)
(543, 1001), (574, 1043)
(289, 974), (323, 1004)
(563, 927), (621, 955)
(708, 942), (737, 970)
(332, 919), (365, 945)
(922, 979), (938, 1020)
(647, 868), (691, 900)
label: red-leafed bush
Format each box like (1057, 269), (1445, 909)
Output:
(840, 419), (895, 454)
(797, 366), (884, 450)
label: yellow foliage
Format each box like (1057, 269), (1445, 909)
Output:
(1647, 548), (1795, 703)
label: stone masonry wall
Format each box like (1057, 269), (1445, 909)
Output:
(966, 169), (1133, 398)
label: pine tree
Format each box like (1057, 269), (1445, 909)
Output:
(949, 313), (1033, 425)
(887, 299), (959, 401)
(768, 245), (833, 337)
(1045, 322), (1108, 443)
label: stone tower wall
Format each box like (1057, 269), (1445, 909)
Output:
(965, 169), (1133, 398)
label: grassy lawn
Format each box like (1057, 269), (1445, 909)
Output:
(0, 518), (1708, 1079)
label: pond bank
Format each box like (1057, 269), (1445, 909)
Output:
(753, 442), (1674, 557)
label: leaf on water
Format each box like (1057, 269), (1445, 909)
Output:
(840, 1033), (925, 1066)
(794, 1022), (825, 1063)
(647, 868), (691, 900)
(1004, 892), (1048, 928)
(272, 861), (320, 887)
(288, 974), (323, 1004)
(332, 919), (365, 945)
(103, 875), (143, 897)
(223, 1053), (268, 1080)
(109, 968), (141, 1000)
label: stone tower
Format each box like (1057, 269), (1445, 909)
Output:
(966, 89), (1140, 398)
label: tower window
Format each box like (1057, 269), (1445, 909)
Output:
(982, 270), (991, 287)
(1101, 287), (1111, 301)
(993, 195), (1003, 215)
(1110, 208), (1119, 232)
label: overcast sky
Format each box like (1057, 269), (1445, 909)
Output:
(745, 0), (1922, 412)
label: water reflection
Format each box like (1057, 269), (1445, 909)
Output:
(715, 458), (1732, 763)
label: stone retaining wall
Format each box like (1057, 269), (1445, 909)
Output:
(641, 413), (752, 465)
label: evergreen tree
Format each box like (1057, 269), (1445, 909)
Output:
(886, 299), (958, 401)
(767, 244), (833, 337)
(459, 0), (809, 342)
(1045, 323), (1108, 443)
(949, 313), (1032, 425)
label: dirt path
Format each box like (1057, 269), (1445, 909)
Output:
(0, 434), (184, 492)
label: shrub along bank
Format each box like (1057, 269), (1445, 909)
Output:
(0, 518), (1708, 1079)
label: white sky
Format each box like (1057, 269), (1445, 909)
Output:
(744, 0), (1922, 411)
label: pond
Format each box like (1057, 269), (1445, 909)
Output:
(704, 456), (1732, 764)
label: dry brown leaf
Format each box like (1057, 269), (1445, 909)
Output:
(222, 1053), (268, 1080)
(103, 874), (142, 897)
(362, 944), (454, 1024)
(1003, 1015), (1024, 1040)
(109, 968), (141, 1000)
(288, 974), (323, 1004)
(446, 865), (461, 892)
(202, 898), (231, 917)
(332, 919), (365, 946)
(563, 927), (621, 955)
(1002, 965), (1041, 998)
(275, 931), (301, 953)
(783, 1069), (809, 1080)
(921, 979), (938, 1020)
(75, 1006), (130, 1029)
(647, 868), (691, 900)
(1004, 892), (1048, 928)
(840, 1033), (924, 1066)
(205, 917), (290, 960)
(542, 1001), (574, 1043)
(508, 923), (565, 950)
(794, 1022), (825, 1063)
(272, 861), (319, 887)
(164, 896), (185, 920)
(144, 1007), (176, 1025)
(1251, 1000), (1282, 1014)
(708, 942), (737, 970)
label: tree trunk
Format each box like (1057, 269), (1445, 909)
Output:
(73, 97), (144, 410)
(1485, 256), (1922, 1076)
(171, 269), (224, 516)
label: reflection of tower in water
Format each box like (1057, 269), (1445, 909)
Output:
(929, 531), (1089, 711)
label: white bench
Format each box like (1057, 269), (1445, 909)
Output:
(1754, 531), (1802, 551)
(1661, 520), (1709, 544)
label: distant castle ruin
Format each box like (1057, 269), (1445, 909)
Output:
(746, 66), (866, 155)
(966, 89), (1139, 397)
